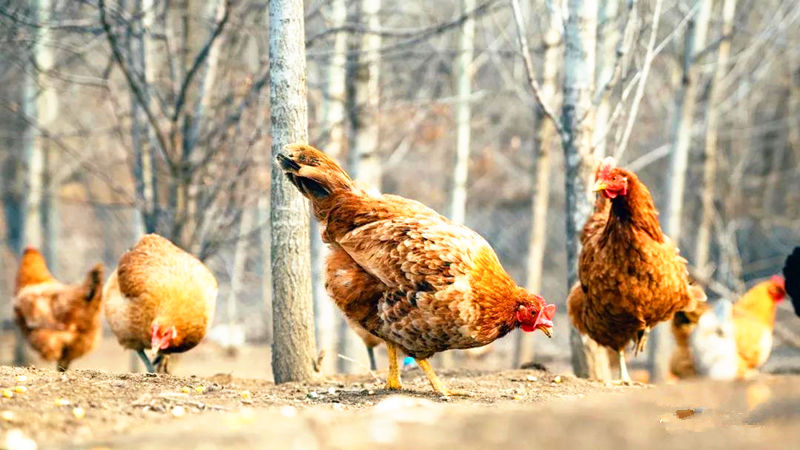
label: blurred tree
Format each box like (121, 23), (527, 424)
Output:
(561, 0), (612, 380)
(312, 0), (348, 374)
(338, 0), (382, 374)
(268, 0), (318, 383)
(593, 0), (622, 158)
(511, 0), (560, 369)
(450, 0), (475, 227)
(696, 0), (737, 276)
(652, 0), (712, 384)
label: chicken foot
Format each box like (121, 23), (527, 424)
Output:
(611, 350), (642, 386)
(154, 354), (171, 374)
(136, 349), (156, 373)
(367, 347), (377, 372)
(416, 359), (473, 397)
(385, 341), (403, 390)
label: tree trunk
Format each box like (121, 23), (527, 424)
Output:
(312, 0), (348, 375)
(512, 5), (559, 369)
(562, 0), (611, 381)
(592, 0), (620, 158)
(450, 0), (475, 226)
(695, 0), (736, 275)
(346, 0), (382, 189)
(339, 0), (382, 373)
(227, 206), (253, 352)
(18, 0), (56, 366)
(438, 0), (476, 369)
(268, 0), (318, 383)
(652, 0), (712, 384)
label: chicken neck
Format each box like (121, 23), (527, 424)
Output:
(603, 177), (663, 244)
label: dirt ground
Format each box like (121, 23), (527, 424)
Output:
(0, 362), (797, 450)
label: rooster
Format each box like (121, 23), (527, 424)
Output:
(13, 248), (104, 371)
(567, 157), (705, 384)
(731, 276), (785, 377)
(104, 234), (218, 373)
(277, 143), (555, 396)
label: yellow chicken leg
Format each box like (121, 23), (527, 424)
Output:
(385, 341), (403, 390)
(416, 358), (472, 397)
(612, 350), (642, 386)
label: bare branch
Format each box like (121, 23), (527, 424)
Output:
(614, 0), (668, 160)
(171, 0), (232, 123)
(593, 0), (639, 106)
(98, 0), (171, 163)
(509, 0), (563, 138)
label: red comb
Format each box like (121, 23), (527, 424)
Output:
(598, 156), (616, 179)
(771, 275), (785, 289)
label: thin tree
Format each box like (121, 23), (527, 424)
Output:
(450, 0), (475, 227)
(560, 0), (611, 380)
(17, 0), (57, 366)
(268, 0), (318, 383)
(312, 0), (348, 374)
(593, 0), (621, 158)
(512, 1), (561, 369)
(696, 0), (737, 275)
(339, 0), (382, 374)
(651, 0), (712, 383)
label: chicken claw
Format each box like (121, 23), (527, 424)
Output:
(416, 359), (472, 398)
(385, 341), (403, 390)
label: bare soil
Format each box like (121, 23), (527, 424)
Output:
(0, 362), (797, 450)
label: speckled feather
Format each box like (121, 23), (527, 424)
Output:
(568, 167), (704, 352)
(104, 234), (218, 354)
(13, 248), (104, 369)
(280, 144), (548, 360)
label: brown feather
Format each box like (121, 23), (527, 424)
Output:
(13, 249), (104, 370)
(280, 143), (552, 361)
(104, 234), (218, 355)
(569, 165), (704, 353)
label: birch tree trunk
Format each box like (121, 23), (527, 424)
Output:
(18, 0), (55, 365)
(512, 5), (560, 369)
(227, 207), (253, 352)
(450, 0), (475, 226)
(346, 0), (382, 189)
(592, 0), (620, 158)
(339, 0), (382, 373)
(312, 0), (348, 375)
(695, 0), (736, 275)
(652, 0), (712, 383)
(269, 0), (318, 383)
(562, 0), (611, 381)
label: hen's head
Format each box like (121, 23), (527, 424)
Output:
(593, 157), (629, 199)
(516, 293), (556, 337)
(768, 275), (786, 303)
(151, 322), (178, 354)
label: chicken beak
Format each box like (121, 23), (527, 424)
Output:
(539, 326), (553, 338)
(592, 180), (608, 192)
(151, 345), (161, 357)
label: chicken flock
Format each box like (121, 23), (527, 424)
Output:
(9, 144), (799, 396)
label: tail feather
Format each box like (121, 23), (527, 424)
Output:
(83, 264), (105, 302)
(276, 143), (356, 205)
(15, 247), (55, 293)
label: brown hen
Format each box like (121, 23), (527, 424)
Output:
(567, 157), (705, 383)
(13, 248), (104, 371)
(277, 143), (555, 396)
(104, 234), (218, 373)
